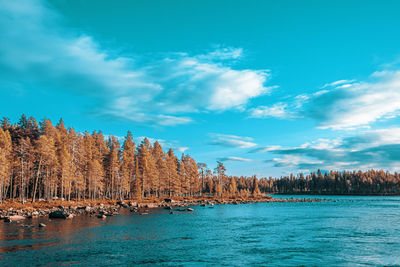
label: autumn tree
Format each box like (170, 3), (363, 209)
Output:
(0, 127), (12, 202)
(121, 131), (136, 199)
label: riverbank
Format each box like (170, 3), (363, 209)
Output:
(0, 196), (327, 222)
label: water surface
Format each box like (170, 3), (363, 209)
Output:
(1, 196), (399, 266)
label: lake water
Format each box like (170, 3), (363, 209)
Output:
(1, 196), (400, 266)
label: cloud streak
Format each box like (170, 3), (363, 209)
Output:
(209, 134), (257, 148)
(218, 156), (255, 162)
(251, 71), (400, 129)
(257, 128), (400, 172)
(0, 0), (272, 126)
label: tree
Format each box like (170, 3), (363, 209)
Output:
(32, 134), (56, 202)
(152, 141), (166, 197)
(165, 149), (179, 196)
(121, 131), (136, 199)
(252, 176), (261, 197)
(137, 138), (157, 198)
(214, 161), (226, 197)
(228, 177), (238, 197)
(105, 136), (121, 200)
(197, 163), (208, 195)
(0, 128), (12, 203)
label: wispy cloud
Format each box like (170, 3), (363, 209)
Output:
(209, 133), (257, 148)
(218, 156), (255, 162)
(303, 72), (400, 129)
(321, 79), (356, 88)
(0, 0), (272, 126)
(249, 102), (292, 119)
(260, 128), (400, 172)
(251, 71), (400, 129)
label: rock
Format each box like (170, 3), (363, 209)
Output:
(67, 214), (74, 219)
(85, 206), (92, 212)
(128, 202), (137, 207)
(49, 210), (69, 219)
(186, 208), (194, 211)
(145, 203), (159, 209)
(31, 211), (39, 217)
(120, 203), (129, 208)
(39, 223), (46, 227)
(200, 204), (206, 207)
(164, 206), (172, 210)
(4, 215), (26, 222)
(97, 214), (106, 219)
(169, 211), (173, 214)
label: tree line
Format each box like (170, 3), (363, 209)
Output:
(257, 170), (400, 195)
(0, 115), (261, 203)
(1, 115), (399, 204)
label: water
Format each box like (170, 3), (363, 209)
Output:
(1, 196), (400, 266)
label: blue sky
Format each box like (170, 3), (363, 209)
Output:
(2, 0), (400, 176)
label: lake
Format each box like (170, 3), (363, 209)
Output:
(1, 196), (400, 266)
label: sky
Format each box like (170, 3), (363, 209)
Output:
(2, 0), (400, 177)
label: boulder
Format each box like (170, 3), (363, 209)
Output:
(186, 208), (194, 211)
(128, 202), (137, 207)
(145, 203), (159, 209)
(4, 215), (26, 222)
(49, 210), (69, 219)
(38, 223), (46, 227)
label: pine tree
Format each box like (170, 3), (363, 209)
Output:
(228, 177), (238, 197)
(252, 176), (261, 197)
(137, 138), (157, 198)
(165, 149), (179, 197)
(214, 161), (226, 198)
(121, 131), (136, 199)
(0, 128), (12, 203)
(105, 136), (121, 200)
(152, 141), (166, 197)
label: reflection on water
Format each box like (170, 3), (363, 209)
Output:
(1, 196), (400, 266)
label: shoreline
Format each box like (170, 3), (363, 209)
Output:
(0, 196), (327, 223)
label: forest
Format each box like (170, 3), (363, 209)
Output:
(0, 115), (400, 204)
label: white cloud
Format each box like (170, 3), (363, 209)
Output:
(251, 70), (400, 129)
(262, 128), (400, 172)
(0, 0), (272, 126)
(249, 103), (291, 118)
(321, 79), (356, 88)
(310, 72), (400, 129)
(210, 133), (257, 148)
(218, 156), (255, 162)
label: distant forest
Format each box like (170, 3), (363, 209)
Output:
(0, 115), (399, 203)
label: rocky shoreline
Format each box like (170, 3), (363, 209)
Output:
(0, 197), (327, 223)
